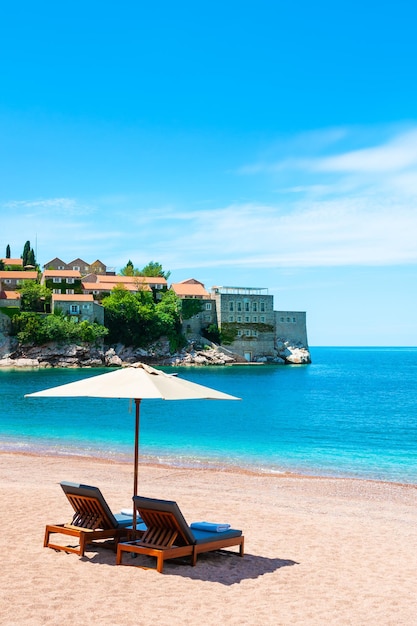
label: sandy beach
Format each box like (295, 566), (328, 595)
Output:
(0, 452), (416, 625)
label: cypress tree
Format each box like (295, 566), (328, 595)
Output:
(27, 248), (36, 267)
(22, 241), (31, 266)
(6, 244), (10, 258)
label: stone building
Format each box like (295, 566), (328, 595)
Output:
(170, 279), (216, 337)
(51, 294), (104, 325)
(41, 270), (83, 295)
(211, 286), (276, 361)
(43, 258), (108, 276)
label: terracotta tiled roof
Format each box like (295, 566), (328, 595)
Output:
(81, 282), (105, 290)
(177, 278), (205, 286)
(82, 281), (147, 292)
(171, 282), (210, 298)
(43, 270), (81, 278)
(1, 258), (23, 266)
(96, 275), (167, 286)
(52, 294), (94, 302)
(0, 290), (20, 299)
(0, 271), (38, 279)
(96, 275), (140, 283)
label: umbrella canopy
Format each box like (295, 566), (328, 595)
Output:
(25, 363), (240, 518)
(25, 363), (239, 402)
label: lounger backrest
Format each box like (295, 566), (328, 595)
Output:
(60, 481), (118, 529)
(133, 496), (196, 545)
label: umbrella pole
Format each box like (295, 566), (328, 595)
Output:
(133, 398), (141, 532)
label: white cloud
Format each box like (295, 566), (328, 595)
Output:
(167, 200), (417, 268)
(3, 126), (417, 272)
(4, 197), (96, 216)
(311, 129), (417, 173)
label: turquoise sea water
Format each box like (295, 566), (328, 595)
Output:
(1, 347), (416, 483)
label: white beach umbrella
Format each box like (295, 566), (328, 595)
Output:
(25, 363), (240, 522)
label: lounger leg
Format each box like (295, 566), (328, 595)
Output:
(116, 545), (123, 565)
(79, 533), (86, 557)
(44, 526), (51, 548)
(156, 555), (164, 573)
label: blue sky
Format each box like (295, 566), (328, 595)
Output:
(1, 1), (416, 346)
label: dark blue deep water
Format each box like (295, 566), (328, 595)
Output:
(1, 347), (416, 483)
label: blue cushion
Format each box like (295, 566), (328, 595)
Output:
(191, 528), (242, 545)
(114, 513), (136, 527)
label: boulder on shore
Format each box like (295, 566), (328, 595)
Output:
(0, 337), (311, 368)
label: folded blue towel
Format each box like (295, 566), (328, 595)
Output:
(190, 521), (231, 533)
(120, 508), (134, 517)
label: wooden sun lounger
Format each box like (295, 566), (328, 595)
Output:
(44, 481), (134, 557)
(116, 496), (244, 573)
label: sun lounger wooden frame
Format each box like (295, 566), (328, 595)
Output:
(116, 496), (244, 573)
(44, 482), (133, 557)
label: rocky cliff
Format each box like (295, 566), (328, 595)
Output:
(0, 337), (311, 368)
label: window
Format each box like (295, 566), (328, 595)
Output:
(205, 302), (212, 310)
(287, 317), (291, 323)
(237, 330), (242, 337)
(67, 278), (74, 284)
(252, 302), (257, 312)
(293, 317), (296, 323)
(58, 265), (65, 270)
(82, 304), (90, 310)
(245, 329), (251, 336)
(253, 316), (257, 322)
(252, 330), (258, 336)
(245, 316), (250, 322)
(260, 315), (265, 323)
(70, 305), (79, 314)
(244, 301), (249, 312)
(228, 315), (234, 322)
(66, 289), (74, 295)
(280, 317), (285, 323)
(53, 277), (61, 283)
(237, 301), (242, 312)
(73, 266), (80, 271)
(229, 301), (234, 312)
(5, 279), (11, 284)
(53, 289), (60, 294)
(237, 316), (242, 322)
(260, 301), (265, 312)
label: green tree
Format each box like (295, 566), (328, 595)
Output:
(12, 312), (43, 343)
(11, 310), (108, 345)
(119, 260), (171, 280)
(202, 324), (221, 344)
(101, 286), (182, 348)
(138, 261), (171, 280)
(26, 248), (36, 267)
(154, 290), (181, 334)
(22, 241), (31, 266)
(102, 286), (155, 346)
(19, 281), (51, 312)
(6, 244), (10, 258)
(0, 259), (4, 270)
(181, 299), (203, 320)
(120, 260), (136, 276)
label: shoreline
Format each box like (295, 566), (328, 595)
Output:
(1, 449), (416, 489)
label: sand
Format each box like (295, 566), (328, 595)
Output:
(0, 452), (416, 625)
